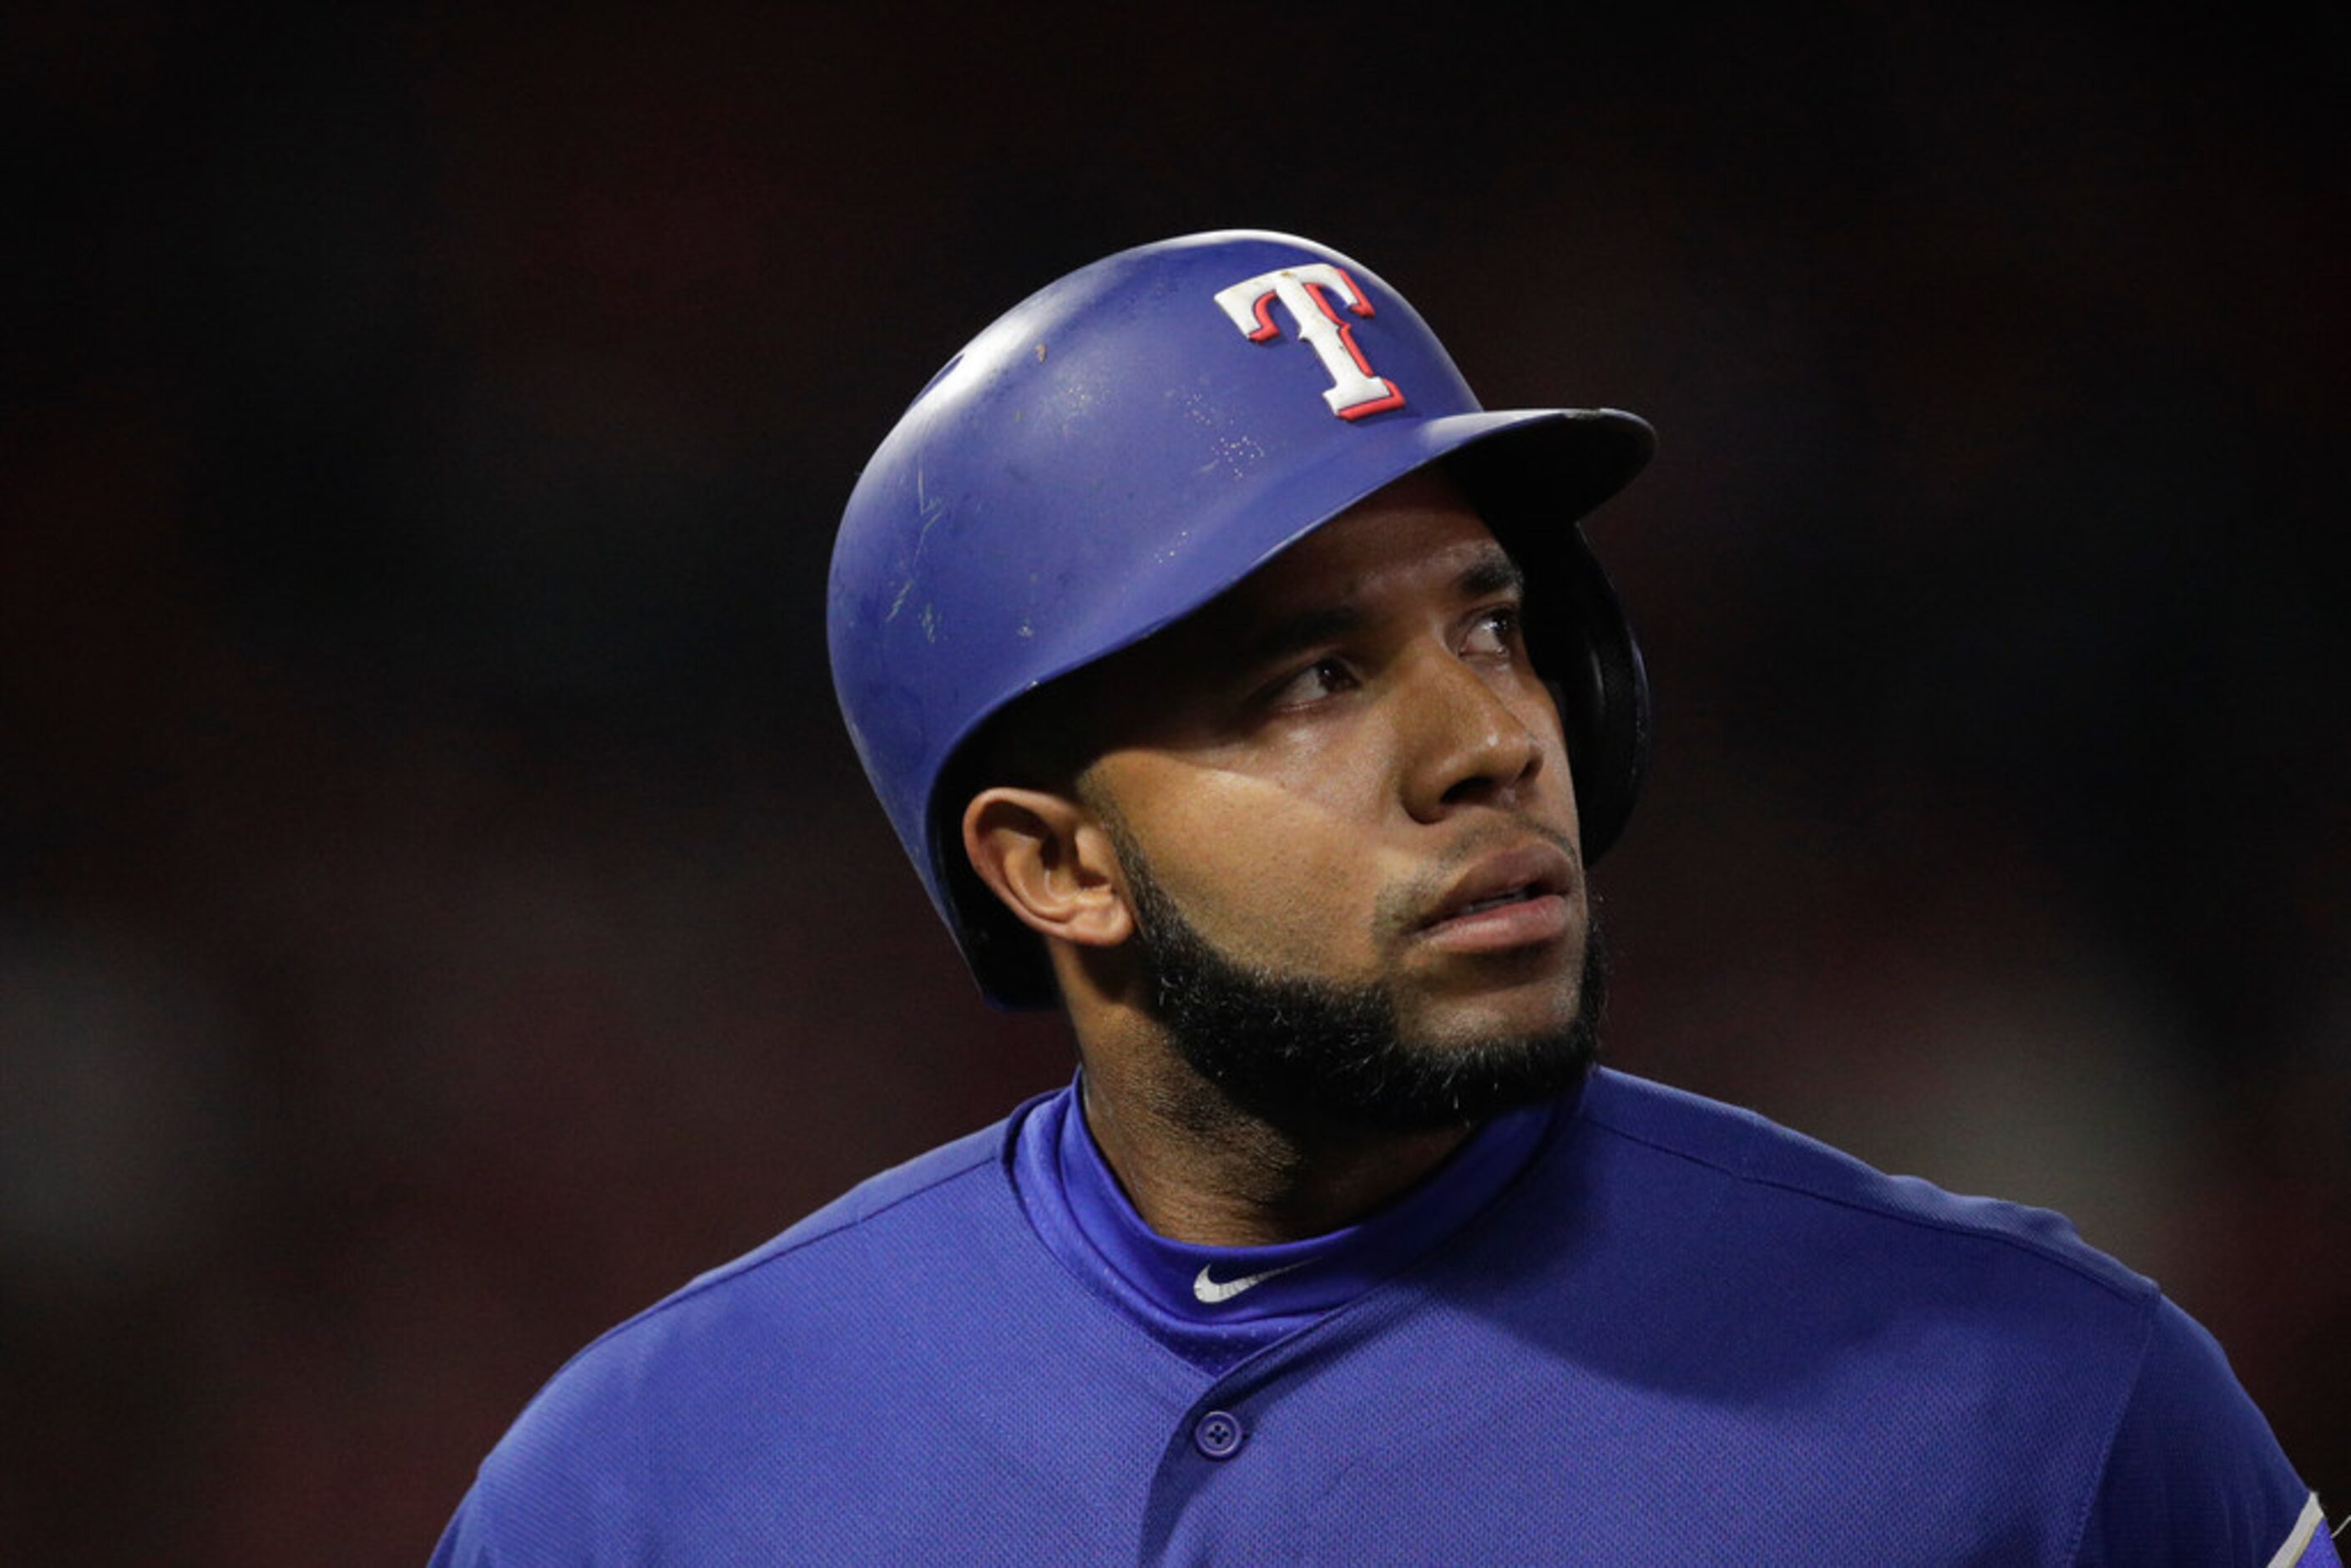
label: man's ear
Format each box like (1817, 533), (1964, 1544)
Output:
(961, 787), (1134, 949)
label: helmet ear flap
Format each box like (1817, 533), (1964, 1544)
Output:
(1537, 583), (1650, 866)
(1442, 432), (1651, 867)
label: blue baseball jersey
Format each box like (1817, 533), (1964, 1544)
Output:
(432, 1070), (2333, 1564)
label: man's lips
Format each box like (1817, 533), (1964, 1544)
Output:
(1413, 842), (1578, 953)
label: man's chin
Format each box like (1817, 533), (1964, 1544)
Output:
(1106, 814), (1609, 1133)
(1145, 910), (1610, 1134)
(1396, 971), (1590, 1056)
(1337, 1031), (1599, 1133)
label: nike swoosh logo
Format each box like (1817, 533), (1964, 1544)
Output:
(1192, 1261), (1307, 1305)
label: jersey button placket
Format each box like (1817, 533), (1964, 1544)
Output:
(1191, 1409), (1245, 1460)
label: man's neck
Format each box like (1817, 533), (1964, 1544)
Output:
(1073, 1030), (1472, 1248)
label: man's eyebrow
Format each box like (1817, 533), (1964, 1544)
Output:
(1456, 549), (1525, 602)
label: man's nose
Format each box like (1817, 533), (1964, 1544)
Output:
(1396, 650), (1546, 822)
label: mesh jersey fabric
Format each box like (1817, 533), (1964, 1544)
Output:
(430, 1069), (2322, 1565)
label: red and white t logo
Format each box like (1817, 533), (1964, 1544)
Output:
(1212, 264), (1407, 421)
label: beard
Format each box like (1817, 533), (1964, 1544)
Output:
(1108, 823), (1608, 1135)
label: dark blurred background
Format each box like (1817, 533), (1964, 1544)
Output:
(3, 3), (2344, 1560)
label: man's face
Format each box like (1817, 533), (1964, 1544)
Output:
(1077, 469), (1602, 1128)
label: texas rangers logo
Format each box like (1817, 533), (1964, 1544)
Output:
(1213, 263), (1407, 421)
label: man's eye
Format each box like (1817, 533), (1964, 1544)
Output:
(1461, 607), (1520, 658)
(1269, 658), (1356, 707)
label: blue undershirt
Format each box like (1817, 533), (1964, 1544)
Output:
(1012, 1076), (1561, 1373)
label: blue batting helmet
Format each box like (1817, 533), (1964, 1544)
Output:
(829, 230), (1653, 1007)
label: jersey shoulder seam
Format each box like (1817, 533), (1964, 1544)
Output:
(536, 1125), (1009, 1383)
(1580, 1085), (2156, 1308)
(2060, 1300), (2165, 1565)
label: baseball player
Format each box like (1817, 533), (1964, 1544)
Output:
(432, 231), (2334, 1564)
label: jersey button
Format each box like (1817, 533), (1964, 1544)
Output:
(1192, 1409), (1245, 1459)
